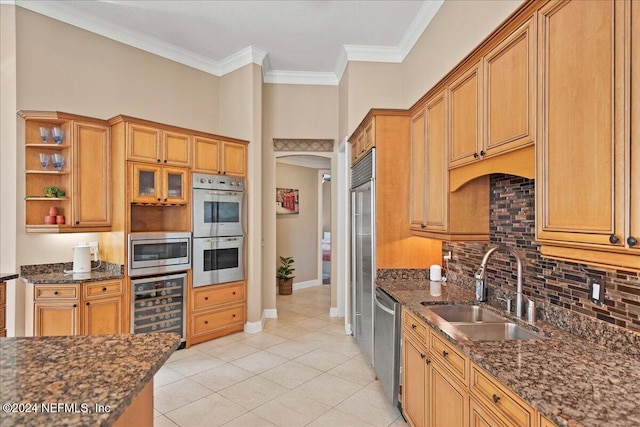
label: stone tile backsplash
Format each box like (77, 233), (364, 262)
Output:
(443, 174), (640, 354)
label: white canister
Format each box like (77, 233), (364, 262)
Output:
(429, 264), (442, 282)
(430, 281), (442, 296)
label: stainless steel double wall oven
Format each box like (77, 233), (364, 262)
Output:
(192, 173), (245, 287)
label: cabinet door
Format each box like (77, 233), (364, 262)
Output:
(364, 118), (376, 152)
(83, 296), (123, 335)
(484, 17), (535, 156)
(127, 123), (160, 163)
(131, 163), (161, 203)
(193, 136), (220, 173)
(402, 333), (427, 427)
(630, 0), (640, 251)
(162, 130), (191, 167)
(409, 109), (427, 232)
(35, 302), (80, 336)
(470, 398), (509, 427)
(429, 360), (469, 427)
(537, 0), (624, 246)
(73, 121), (111, 227)
(221, 141), (246, 177)
(448, 61), (483, 168)
(163, 167), (189, 204)
(425, 91), (448, 232)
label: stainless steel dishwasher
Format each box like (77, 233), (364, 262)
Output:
(373, 288), (401, 408)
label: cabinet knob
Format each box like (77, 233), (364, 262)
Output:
(232, 314), (236, 318)
(164, 159), (167, 163)
(480, 150), (485, 157)
(492, 394), (501, 404)
(73, 304), (77, 308)
(54, 291), (59, 295)
(75, 221), (80, 225)
(411, 324), (417, 329)
(157, 198), (161, 201)
(102, 287), (107, 292)
(442, 350), (449, 357)
(163, 198), (167, 202)
(86, 302), (90, 306)
(204, 296), (208, 300)
(223, 171), (227, 175)
(420, 224), (426, 229)
(627, 236), (638, 247)
(473, 152), (479, 158)
(232, 291), (236, 295)
(157, 159), (161, 163)
(609, 235), (620, 244)
(204, 320), (208, 324)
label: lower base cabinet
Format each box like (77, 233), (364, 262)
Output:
(188, 281), (246, 346)
(28, 280), (124, 336)
(402, 307), (545, 427)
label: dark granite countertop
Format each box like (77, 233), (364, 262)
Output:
(0, 333), (180, 427)
(0, 273), (19, 282)
(20, 262), (123, 284)
(378, 279), (640, 427)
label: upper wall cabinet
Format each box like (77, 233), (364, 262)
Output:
(536, 0), (639, 270)
(193, 135), (247, 177)
(126, 122), (191, 167)
(20, 111), (111, 233)
(448, 17), (535, 171)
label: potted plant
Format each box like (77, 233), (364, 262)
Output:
(277, 256), (295, 295)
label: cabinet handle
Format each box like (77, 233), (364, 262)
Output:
(492, 394), (501, 404)
(420, 224), (426, 229)
(442, 350), (449, 357)
(480, 150), (485, 157)
(627, 236), (638, 247)
(102, 287), (107, 292)
(86, 302), (90, 306)
(426, 358), (431, 365)
(75, 221), (80, 225)
(54, 291), (59, 295)
(411, 324), (417, 329)
(473, 152), (479, 158)
(609, 235), (620, 244)
(420, 353), (425, 359)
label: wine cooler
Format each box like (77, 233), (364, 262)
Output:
(131, 272), (186, 346)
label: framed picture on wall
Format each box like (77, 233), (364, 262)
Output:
(276, 188), (299, 215)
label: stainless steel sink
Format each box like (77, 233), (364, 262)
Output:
(425, 304), (507, 323)
(453, 323), (542, 341)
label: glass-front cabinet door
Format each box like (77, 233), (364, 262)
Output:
(131, 163), (161, 203)
(163, 167), (188, 204)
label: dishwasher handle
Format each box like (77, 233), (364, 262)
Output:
(374, 293), (395, 315)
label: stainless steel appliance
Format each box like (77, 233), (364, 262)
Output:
(374, 288), (401, 407)
(351, 149), (376, 365)
(192, 236), (244, 287)
(128, 232), (191, 277)
(193, 173), (245, 238)
(131, 272), (186, 346)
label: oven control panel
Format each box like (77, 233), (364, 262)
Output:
(193, 173), (245, 191)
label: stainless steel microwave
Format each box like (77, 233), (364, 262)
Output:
(128, 232), (191, 277)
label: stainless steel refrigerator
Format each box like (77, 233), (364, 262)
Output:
(351, 149), (375, 365)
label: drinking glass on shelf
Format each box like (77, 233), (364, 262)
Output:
(52, 153), (65, 171)
(38, 153), (50, 170)
(39, 127), (50, 143)
(52, 127), (64, 144)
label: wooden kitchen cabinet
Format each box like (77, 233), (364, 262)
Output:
(402, 309), (428, 427)
(410, 92), (490, 241)
(126, 122), (191, 167)
(430, 360), (469, 427)
(536, 0), (639, 270)
(448, 61), (483, 168)
(20, 111), (112, 233)
(0, 282), (7, 337)
(28, 280), (124, 337)
(192, 136), (247, 177)
(130, 163), (189, 205)
(188, 281), (246, 345)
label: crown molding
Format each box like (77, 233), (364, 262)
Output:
(14, 0), (443, 86)
(264, 70), (338, 86)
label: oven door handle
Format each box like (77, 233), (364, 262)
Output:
(205, 190), (243, 196)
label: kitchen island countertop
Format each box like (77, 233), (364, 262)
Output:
(378, 279), (640, 427)
(0, 333), (180, 427)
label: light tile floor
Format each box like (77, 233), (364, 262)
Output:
(154, 285), (408, 427)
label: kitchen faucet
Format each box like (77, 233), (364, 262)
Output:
(475, 246), (525, 318)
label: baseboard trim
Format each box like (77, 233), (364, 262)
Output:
(293, 279), (320, 291)
(264, 308), (278, 319)
(329, 307), (339, 317)
(244, 311), (266, 334)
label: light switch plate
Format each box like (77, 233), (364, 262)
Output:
(588, 278), (604, 306)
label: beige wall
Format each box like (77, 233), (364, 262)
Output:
(401, 0), (523, 107)
(322, 178), (331, 233)
(276, 163), (318, 283)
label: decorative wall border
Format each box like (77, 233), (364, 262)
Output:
(273, 139), (334, 152)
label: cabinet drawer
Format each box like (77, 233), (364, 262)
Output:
(430, 331), (468, 385)
(83, 280), (123, 299)
(470, 363), (536, 427)
(0, 282), (5, 305)
(192, 305), (245, 335)
(34, 285), (79, 300)
(402, 308), (427, 342)
(193, 282), (245, 311)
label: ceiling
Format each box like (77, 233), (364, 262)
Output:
(16, 0), (444, 85)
